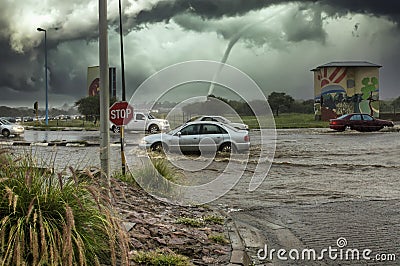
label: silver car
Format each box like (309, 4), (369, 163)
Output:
(139, 121), (250, 153)
(188, 115), (249, 130)
(0, 118), (25, 137)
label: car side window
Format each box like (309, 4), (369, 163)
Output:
(200, 124), (227, 134)
(180, 125), (199, 135)
(362, 115), (374, 121)
(201, 124), (219, 134)
(350, 114), (362, 121)
(136, 114), (145, 120)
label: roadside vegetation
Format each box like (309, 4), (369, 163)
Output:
(0, 149), (129, 265)
(131, 250), (190, 266)
(23, 119), (99, 130)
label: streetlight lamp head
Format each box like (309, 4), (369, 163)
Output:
(37, 27), (45, 32)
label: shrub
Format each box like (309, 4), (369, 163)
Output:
(0, 151), (129, 265)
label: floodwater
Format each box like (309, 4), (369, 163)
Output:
(2, 128), (400, 207)
(215, 128), (400, 209)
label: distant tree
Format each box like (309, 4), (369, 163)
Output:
(268, 92), (294, 116)
(289, 99), (314, 114)
(391, 96), (400, 115)
(75, 95), (116, 123)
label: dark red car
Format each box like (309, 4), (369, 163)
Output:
(329, 113), (394, 132)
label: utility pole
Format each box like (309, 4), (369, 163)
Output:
(99, 0), (110, 185)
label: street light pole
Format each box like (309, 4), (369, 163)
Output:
(37, 27), (49, 126)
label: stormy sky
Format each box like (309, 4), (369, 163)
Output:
(1, 0), (400, 107)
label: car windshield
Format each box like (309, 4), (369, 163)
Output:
(214, 116), (231, 123)
(0, 119), (12, 125)
(147, 114), (155, 119)
(167, 125), (183, 135)
(337, 114), (349, 120)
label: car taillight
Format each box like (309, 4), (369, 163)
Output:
(331, 121), (337, 125)
(244, 135), (249, 142)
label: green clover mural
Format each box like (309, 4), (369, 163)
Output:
(361, 77), (378, 100)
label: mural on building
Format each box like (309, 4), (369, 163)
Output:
(313, 62), (380, 121)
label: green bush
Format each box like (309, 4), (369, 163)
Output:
(0, 151), (129, 265)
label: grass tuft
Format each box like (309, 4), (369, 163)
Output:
(176, 217), (204, 227)
(131, 250), (190, 266)
(208, 234), (229, 244)
(132, 158), (178, 197)
(203, 215), (225, 225)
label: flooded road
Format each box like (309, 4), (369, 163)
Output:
(5, 128), (399, 205)
(217, 128), (400, 208)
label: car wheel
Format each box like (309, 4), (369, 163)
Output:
(150, 142), (164, 152)
(219, 142), (235, 153)
(112, 126), (120, 133)
(2, 129), (10, 138)
(148, 124), (159, 134)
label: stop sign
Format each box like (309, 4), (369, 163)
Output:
(109, 101), (134, 126)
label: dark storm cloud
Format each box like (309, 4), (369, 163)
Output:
(129, 0), (400, 48)
(132, 0), (400, 26)
(319, 0), (400, 24)
(134, 0), (297, 24)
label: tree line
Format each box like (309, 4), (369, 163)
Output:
(177, 93), (313, 117)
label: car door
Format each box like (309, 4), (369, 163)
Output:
(362, 114), (378, 131)
(177, 124), (200, 152)
(349, 114), (363, 130)
(198, 124), (225, 152)
(127, 113), (146, 131)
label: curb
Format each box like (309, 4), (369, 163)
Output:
(219, 209), (251, 266)
(0, 141), (139, 147)
(226, 216), (252, 265)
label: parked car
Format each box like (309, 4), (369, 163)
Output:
(329, 113), (394, 132)
(0, 118), (25, 137)
(187, 115), (249, 130)
(139, 121), (250, 153)
(110, 112), (170, 134)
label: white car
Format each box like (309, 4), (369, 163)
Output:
(139, 121), (250, 153)
(188, 115), (249, 130)
(110, 112), (170, 134)
(0, 118), (24, 137)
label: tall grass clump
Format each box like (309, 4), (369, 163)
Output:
(0, 150), (129, 265)
(133, 158), (178, 194)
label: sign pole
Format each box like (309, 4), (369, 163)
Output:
(99, 0), (110, 187)
(118, 0), (127, 175)
(109, 101), (134, 175)
(120, 126), (126, 174)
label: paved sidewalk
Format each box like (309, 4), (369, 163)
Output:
(230, 199), (399, 265)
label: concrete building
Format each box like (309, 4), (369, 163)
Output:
(312, 61), (381, 121)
